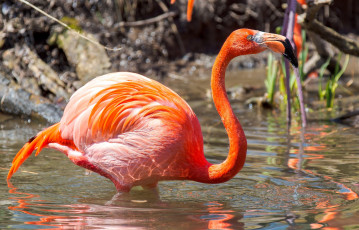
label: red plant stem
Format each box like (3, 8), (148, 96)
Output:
(284, 61), (292, 127)
(294, 68), (307, 127)
(282, 0), (307, 127)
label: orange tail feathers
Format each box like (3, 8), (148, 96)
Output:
(7, 123), (61, 181)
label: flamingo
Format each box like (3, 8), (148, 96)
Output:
(293, 15), (302, 57)
(171, 0), (195, 21)
(7, 29), (298, 192)
(293, 0), (307, 57)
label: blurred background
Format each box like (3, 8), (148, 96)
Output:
(0, 0), (358, 121)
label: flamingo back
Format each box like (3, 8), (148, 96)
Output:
(60, 73), (186, 147)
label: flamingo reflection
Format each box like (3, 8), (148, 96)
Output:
(287, 127), (358, 229)
(204, 201), (243, 230)
(8, 182), (88, 229)
(8, 182), (244, 229)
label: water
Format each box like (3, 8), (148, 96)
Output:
(1, 69), (359, 229)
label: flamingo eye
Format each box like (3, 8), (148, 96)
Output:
(247, 35), (253, 41)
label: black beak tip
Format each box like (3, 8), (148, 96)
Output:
(282, 38), (298, 68)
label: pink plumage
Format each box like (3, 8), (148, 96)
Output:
(7, 29), (297, 192)
(8, 72), (207, 192)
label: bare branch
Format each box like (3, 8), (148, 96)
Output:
(306, 20), (359, 56)
(114, 12), (177, 28)
(264, 0), (284, 17)
(155, 0), (185, 56)
(305, 0), (332, 21)
(302, 0), (359, 57)
(17, 0), (121, 51)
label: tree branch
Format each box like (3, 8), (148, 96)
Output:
(302, 0), (359, 57)
(114, 11), (177, 28)
(306, 19), (359, 56)
(305, 0), (332, 21)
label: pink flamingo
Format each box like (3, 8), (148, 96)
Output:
(171, 0), (195, 21)
(293, 0), (308, 57)
(7, 29), (297, 192)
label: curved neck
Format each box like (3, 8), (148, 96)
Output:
(206, 41), (248, 183)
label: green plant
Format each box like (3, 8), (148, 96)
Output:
(265, 28), (307, 108)
(318, 57), (331, 101)
(299, 30), (309, 81)
(318, 54), (350, 108)
(280, 58), (297, 93)
(265, 53), (278, 105)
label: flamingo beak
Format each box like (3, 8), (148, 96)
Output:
(280, 38), (298, 68)
(253, 32), (298, 68)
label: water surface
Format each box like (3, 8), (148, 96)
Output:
(1, 69), (359, 229)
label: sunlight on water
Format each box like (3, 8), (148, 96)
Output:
(1, 71), (359, 229)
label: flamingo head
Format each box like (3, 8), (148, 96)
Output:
(226, 29), (298, 68)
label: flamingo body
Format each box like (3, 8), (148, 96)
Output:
(8, 29), (297, 192)
(62, 72), (210, 191)
(11, 72), (210, 192)
(293, 15), (302, 57)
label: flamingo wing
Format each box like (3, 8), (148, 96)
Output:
(8, 72), (207, 191)
(56, 72), (206, 190)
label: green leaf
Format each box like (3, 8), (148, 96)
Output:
(334, 54), (350, 82)
(334, 53), (342, 76)
(318, 57), (331, 101)
(265, 53), (278, 104)
(326, 81), (333, 108)
(299, 30), (308, 81)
